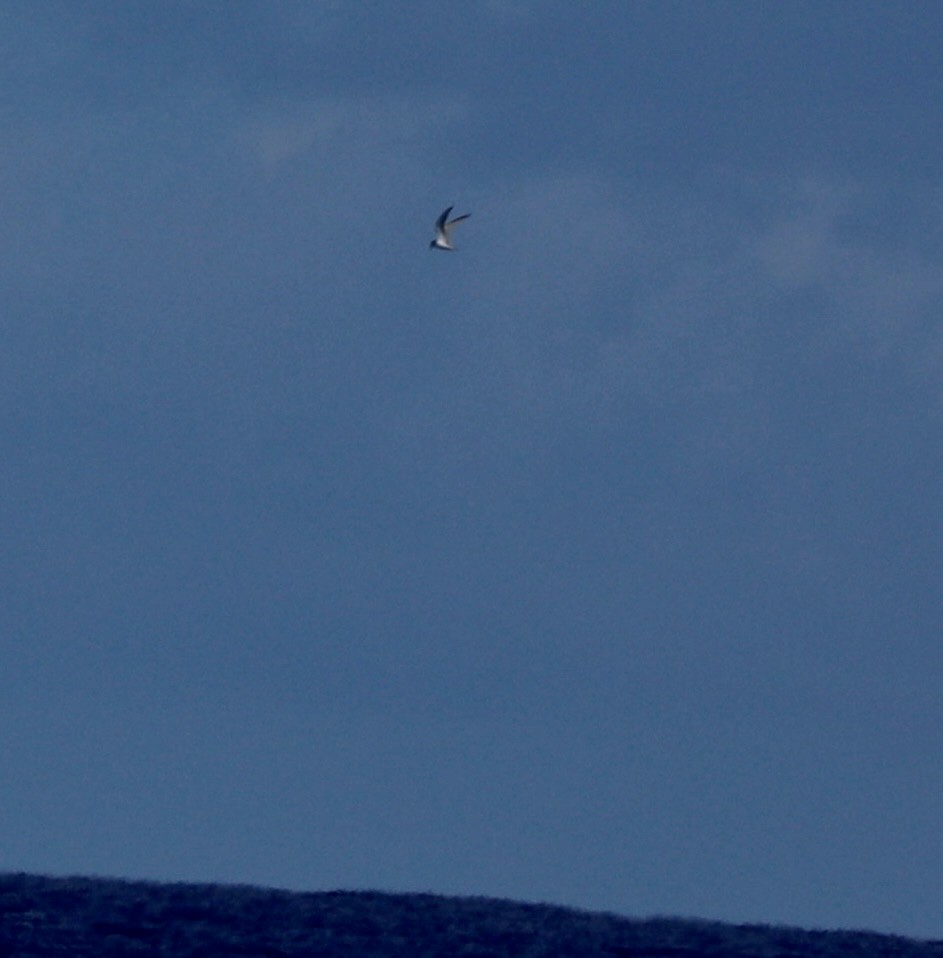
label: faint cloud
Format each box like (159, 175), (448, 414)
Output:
(751, 177), (943, 401)
(236, 93), (466, 175)
(753, 179), (856, 285)
(238, 116), (320, 174)
(426, 169), (942, 476)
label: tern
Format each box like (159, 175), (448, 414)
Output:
(430, 206), (471, 251)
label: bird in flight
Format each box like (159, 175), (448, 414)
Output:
(430, 206), (471, 251)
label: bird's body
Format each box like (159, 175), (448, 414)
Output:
(430, 206), (471, 250)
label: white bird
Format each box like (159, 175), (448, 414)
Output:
(430, 206), (471, 251)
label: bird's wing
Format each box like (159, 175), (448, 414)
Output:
(443, 213), (471, 231)
(435, 207), (453, 231)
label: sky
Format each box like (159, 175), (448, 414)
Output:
(1, 0), (941, 940)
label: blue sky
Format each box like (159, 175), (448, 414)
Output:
(1, 1), (941, 939)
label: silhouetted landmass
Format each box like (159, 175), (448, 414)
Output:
(0, 873), (938, 957)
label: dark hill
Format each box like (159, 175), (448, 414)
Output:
(0, 873), (938, 957)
